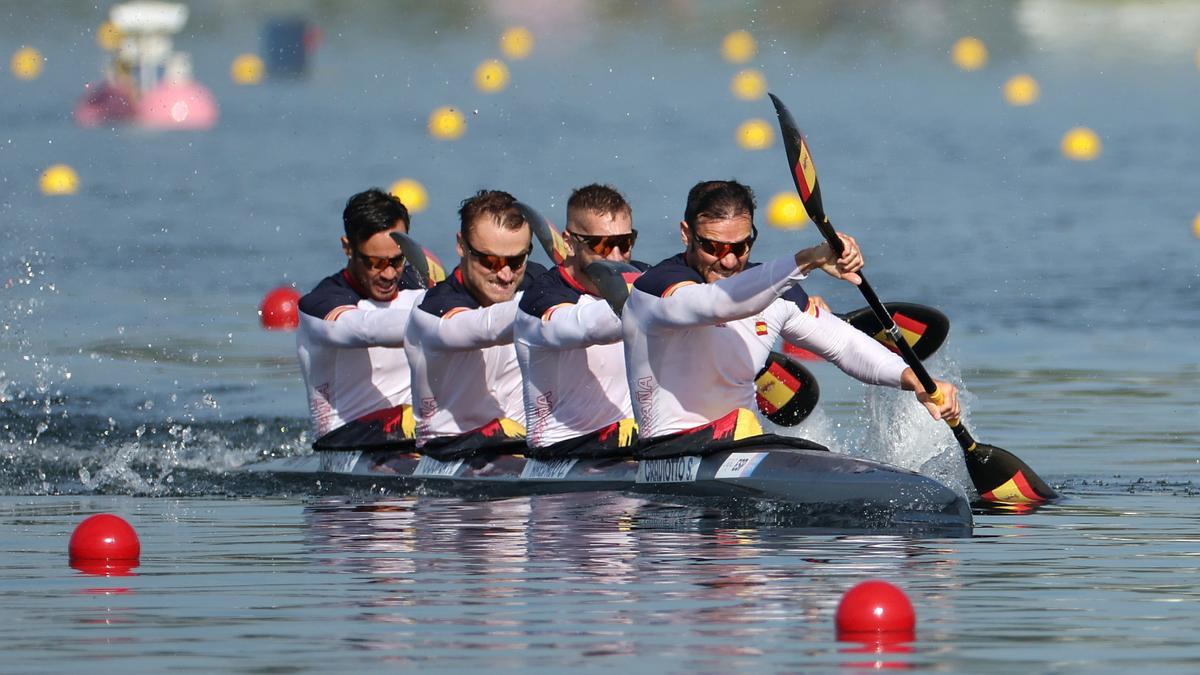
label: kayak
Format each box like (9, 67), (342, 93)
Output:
(246, 441), (973, 534)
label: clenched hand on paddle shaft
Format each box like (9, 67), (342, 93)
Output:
(768, 92), (1057, 505)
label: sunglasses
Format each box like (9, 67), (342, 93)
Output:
(355, 250), (405, 272)
(464, 240), (531, 273)
(566, 230), (638, 256)
(690, 224), (758, 258)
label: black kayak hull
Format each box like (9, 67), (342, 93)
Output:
(246, 443), (973, 534)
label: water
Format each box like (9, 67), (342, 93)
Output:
(3, 1), (1199, 670)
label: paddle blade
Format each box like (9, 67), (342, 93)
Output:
(965, 443), (1059, 504)
(423, 249), (447, 285)
(516, 201), (570, 266)
(841, 302), (950, 361)
(755, 351), (820, 427)
(585, 260), (641, 314)
(389, 232), (440, 289)
(769, 93), (830, 232)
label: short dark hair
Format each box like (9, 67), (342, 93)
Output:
(567, 183), (632, 221)
(683, 180), (756, 228)
(343, 188), (410, 249)
(458, 189), (526, 239)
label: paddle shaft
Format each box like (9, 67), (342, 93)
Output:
(811, 216), (978, 449)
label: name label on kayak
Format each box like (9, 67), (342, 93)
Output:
(413, 456), (464, 477)
(520, 458), (578, 480)
(636, 456), (701, 484)
(715, 452), (768, 479)
(319, 451), (361, 474)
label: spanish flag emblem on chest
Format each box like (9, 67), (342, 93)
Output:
(755, 319), (768, 336)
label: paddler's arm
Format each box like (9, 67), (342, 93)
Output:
(636, 257), (810, 329)
(633, 235), (859, 330)
(415, 295), (522, 351)
(522, 298), (622, 350)
(780, 307), (960, 421)
(296, 290), (421, 349)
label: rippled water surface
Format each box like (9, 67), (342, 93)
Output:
(3, 1), (1199, 671)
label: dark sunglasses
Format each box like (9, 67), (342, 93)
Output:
(690, 224), (758, 258)
(355, 250), (405, 272)
(566, 230), (639, 257)
(464, 240), (531, 273)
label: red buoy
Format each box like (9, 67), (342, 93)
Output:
(69, 514), (140, 564)
(836, 580), (915, 637)
(259, 286), (301, 330)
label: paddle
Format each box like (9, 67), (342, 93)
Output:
(768, 92), (1057, 504)
(388, 231), (446, 289)
(516, 201), (822, 427)
(786, 301), (950, 362)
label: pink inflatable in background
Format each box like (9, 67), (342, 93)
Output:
(74, 1), (218, 130)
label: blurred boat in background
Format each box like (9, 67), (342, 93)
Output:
(74, 1), (218, 130)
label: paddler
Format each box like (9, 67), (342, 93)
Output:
(514, 184), (644, 457)
(296, 188), (426, 442)
(622, 180), (959, 456)
(404, 190), (547, 458)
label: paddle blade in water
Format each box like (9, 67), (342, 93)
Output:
(755, 351), (820, 426)
(389, 232), (436, 288)
(585, 260), (641, 314)
(841, 302), (950, 361)
(517, 201), (570, 266)
(965, 443), (1059, 504)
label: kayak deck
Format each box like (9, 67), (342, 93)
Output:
(247, 444), (973, 534)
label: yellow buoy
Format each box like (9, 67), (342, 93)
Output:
(951, 36), (988, 71)
(97, 21), (122, 51)
(1193, 213), (1200, 239)
(722, 30), (757, 64)
(766, 192), (809, 230)
(389, 178), (429, 214)
(1003, 74), (1039, 106)
(736, 119), (773, 151)
(500, 26), (534, 60)
(1061, 127), (1102, 161)
(730, 69), (767, 101)
(39, 164), (79, 196)
(231, 53), (264, 85)
(11, 46), (43, 80)
(474, 59), (510, 94)
(428, 106), (467, 140)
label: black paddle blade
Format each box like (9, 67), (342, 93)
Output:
(841, 302), (950, 362)
(585, 260), (641, 314)
(388, 232), (444, 289)
(516, 201), (570, 266)
(755, 351), (820, 427)
(769, 93), (831, 233)
(965, 443), (1059, 504)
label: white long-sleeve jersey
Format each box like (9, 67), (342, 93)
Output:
(622, 253), (907, 439)
(404, 265), (545, 445)
(296, 269), (424, 439)
(514, 265), (643, 447)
